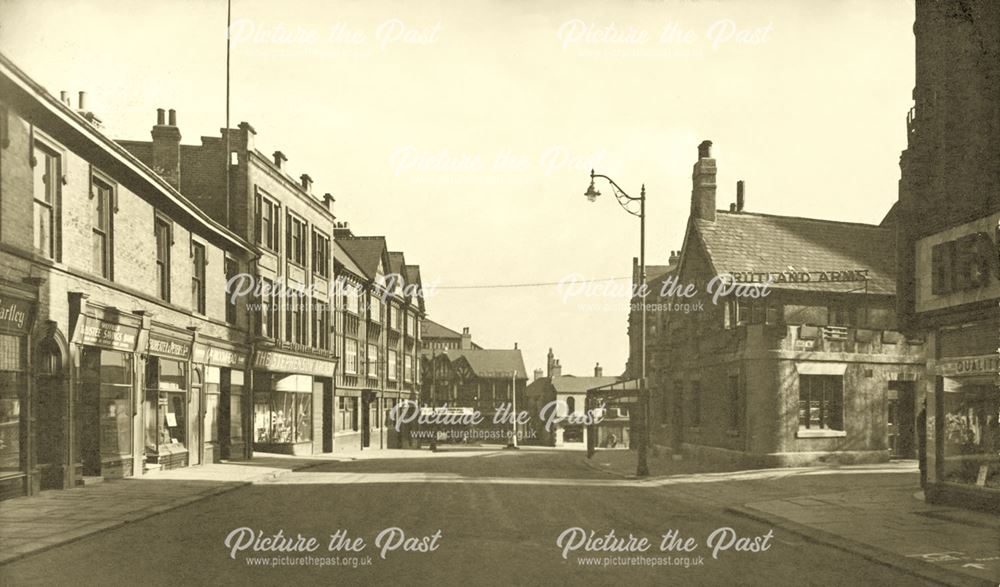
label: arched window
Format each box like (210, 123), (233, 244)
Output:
(566, 396), (575, 415)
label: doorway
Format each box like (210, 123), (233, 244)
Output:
(321, 379), (333, 453)
(35, 341), (66, 489)
(888, 380), (916, 458)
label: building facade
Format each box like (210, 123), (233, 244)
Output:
(896, 0), (1000, 511)
(0, 54), (255, 499)
(635, 141), (926, 467)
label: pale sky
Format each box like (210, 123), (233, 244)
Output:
(0, 0), (915, 376)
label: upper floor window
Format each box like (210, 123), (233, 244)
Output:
(311, 230), (330, 278)
(286, 213), (306, 266)
(254, 193), (279, 251)
(387, 349), (398, 381)
(33, 142), (60, 259)
(256, 277), (277, 338)
(369, 294), (381, 323)
(224, 256), (239, 324)
(285, 291), (307, 345)
(367, 343), (379, 378)
(344, 338), (358, 375)
(154, 218), (171, 301)
(312, 301), (329, 350)
(344, 285), (360, 316)
(191, 241), (206, 314)
(90, 175), (114, 279)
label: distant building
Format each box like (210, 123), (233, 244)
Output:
(632, 141), (925, 467)
(421, 319), (482, 351)
(524, 350), (625, 447)
(896, 0), (1000, 512)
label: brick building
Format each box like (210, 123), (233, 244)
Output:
(895, 0), (1000, 511)
(0, 53), (255, 499)
(632, 141), (925, 467)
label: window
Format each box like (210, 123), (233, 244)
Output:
(256, 277), (277, 338)
(286, 213), (306, 266)
(728, 374), (742, 431)
(254, 193), (279, 250)
(191, 242), (206, 314)
(91, 176), (113, 279)
(32, 142), (60, 259)
(253, 374), (312, 444)
(406, 312), (416, 337)
(344, 339), (358, 375)
(285, 291), (307, 344)
(224, 257), (239, 324)
(228, 370), (245, 444)
(367, 343), (379, 378)
(312, 230), (330, 278)
(689, 381), (701, 427)
(0, 335), (25, 475)
(404, 354), (413, 382)
(798, 375), (843, 430)
(828, 304), (853, 326)
(725, 299), (781, 329)
(387, 349), (398, 381)
(369, 294), (381, 323)
(344, 285), (360, 316)
(312, 301), (329, 350)
(154, 218), (171, 301)
(566, 396), (576, 415)
(144, 357), (187, 453)
(337, 396), (358, 432)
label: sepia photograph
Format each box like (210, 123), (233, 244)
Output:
(0, 0), (997, 585)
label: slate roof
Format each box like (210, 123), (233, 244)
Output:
(337, 236), (387, 279)
(387, 251), (405, 276)
(442, 349), (528, 379)
(692, 211), (896, 294)
(422, 318), (463, 340)
(332, 240), (366, 279)
(404, 264), (425, 311)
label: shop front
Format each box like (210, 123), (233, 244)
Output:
(71, 304), (142, 481)
(0, 283), (36, 500)
(143, 327), (194, 471)
(192, 341), (248, 463)
(252, 349), (335, 455)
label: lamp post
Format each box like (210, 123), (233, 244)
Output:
(506, 370), (519, 449)
(583, 170), (649, 477)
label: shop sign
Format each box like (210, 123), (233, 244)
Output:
(147, 334), (192, 359)
(0, 297), (33, 334)
(253, 350), (335, 377)
(79, 315), (139, 351)
(937, 354), (1000, 377)
(193, 343), (247, 368)
(916, 212), (1000, 312)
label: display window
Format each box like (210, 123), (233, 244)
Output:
(229, 369), (245, 442)
(145, 357), (188, 454)
(941, 378), (1000, 488)
(253, 373), (313, 444)
(83, 348), (133, 460)
(0, 334), (25, 476)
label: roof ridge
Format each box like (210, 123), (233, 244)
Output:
(712, 210), (888, 230)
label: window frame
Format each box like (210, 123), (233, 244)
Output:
(344, 338), (359, 375)
(285, 211), (307, 267)
(191, 240), (207, 314)
(154, 215), (173, 302)
(224, 256), (239, 324)
(798, 375), (844, 431)
(32, 138), (62, 260)
(254, 191), (280, 251)
(311, 229), (330, 278)
(90, 169), (116, 280)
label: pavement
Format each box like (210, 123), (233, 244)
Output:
(585, 447), (1000, 586)
(1, 447), (997, 586)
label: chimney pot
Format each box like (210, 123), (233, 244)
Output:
(729, 203), (736, 212)
(156, 108), (165, 125)
(168, 108), (176, 126)
(77, 91), (86, 111)
(697, 139), (712, 159)
(60, 91), (68, 104)
(273, 151), (287, 169)
(594, 362), (603, 377)
(736, 180), (745, 212)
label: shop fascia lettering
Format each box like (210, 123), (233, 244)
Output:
(938, 354), (1000, 377)
(929, 219), (1000, 295)
(0, 297), (31, 331)
(254, 350), (332, 377)
(148, 338), (191, 357)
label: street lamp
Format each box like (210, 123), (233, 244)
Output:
(583, 169), (649, 477)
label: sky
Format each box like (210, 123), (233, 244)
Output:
(0, 0), (916, 376)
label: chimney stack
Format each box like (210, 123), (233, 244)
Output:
(669, 250), (680, 265)
(690, 140), (717, 222)
(151, 107), (182, 189)
(300, 173), (313, 193)
(551, 359), (562, 378)
(533, 368), (544, 381)
(273, 151), (287, 170)
(333, 222), (353, 238)
(594, 362), (603, 377)
(460, 327), (472, 350)
(323, 193), (335, 214)
(736, 180), (745, 212)
(77, 91), (86, 111)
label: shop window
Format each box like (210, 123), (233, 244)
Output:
(798, 375), (843, 430)
(154, 218), (172, 302)
(312, 230), (330, 278)
(145, 357), (188, 454)
(191, 241), (206, 314)
(80, 347), (133, 467)
(337, 396), (358, 432)
(224, 257), (239, 324)
(941, 381), (1000, 488)
(0, 334), (25, 476)
(33, 142), (60, 259)
(253, 374), (312, 444)
(229, 370), (245, 443)
(91, 175), (114, 279)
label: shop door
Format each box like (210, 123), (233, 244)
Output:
(321, 380), (333, 453)
(888, 381), (916, 458)
(219, 369), (231, 459)
(361, 395), (371, 448)
(79, 350), (101, 477)
(36, 372), (66, 489)
(189, 378), (201, 467)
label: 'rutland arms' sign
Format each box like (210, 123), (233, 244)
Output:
(916, 212), (1000, 313)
